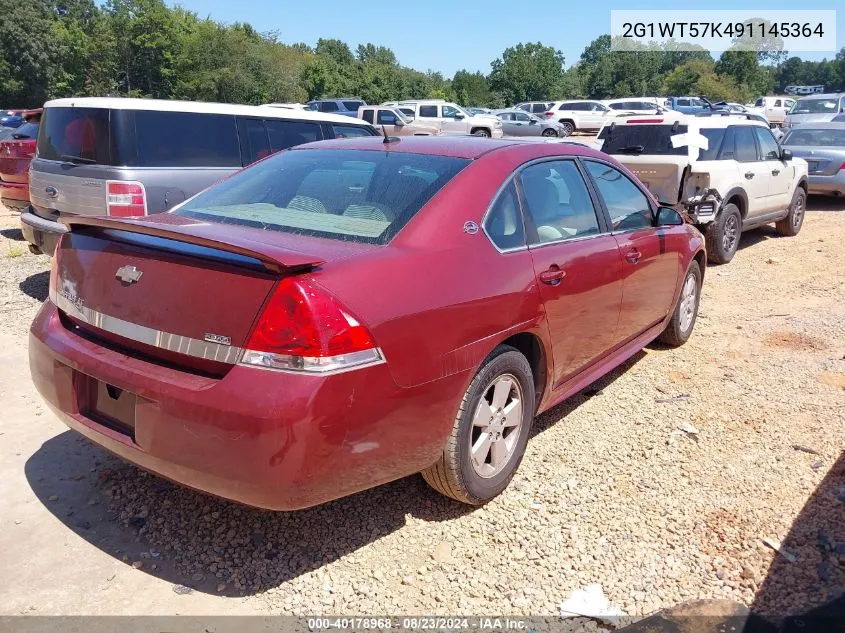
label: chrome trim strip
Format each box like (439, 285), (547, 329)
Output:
(52, 290), (243, 364)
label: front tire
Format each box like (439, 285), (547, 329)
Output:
(541, 128), (557, 137)
(559, 120), (575, 136)
(471, 128), (491, 138)
(659, 261), (702, 346)
(775, 187), (806, 237)
(421, 346), (535, 505)
(704, 203), (742, 264)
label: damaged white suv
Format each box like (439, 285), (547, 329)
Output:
(596, 112), (808, 264)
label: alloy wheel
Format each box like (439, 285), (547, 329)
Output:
(469, 374), (524, 478)
(722, 214), (738, 254)
(679, 273), (697, 333)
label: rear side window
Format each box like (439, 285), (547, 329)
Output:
(37, 107), (112, 164)
(331, 124), (375, 139)
(134, 111), (240, 167)
(734, 126), (758, 161)
(174, 149), (470, 244)
(419, 105), (438, 117)
(485, 182), (524, 250)
(362, 109), (374, 124)
(237, 118), (270, 165)
(319, 102), (339, 112)
(343, 101), (364, 111)
(266, 120), (321, 152)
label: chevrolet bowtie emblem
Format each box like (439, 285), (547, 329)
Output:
(115, 265), (143, 284)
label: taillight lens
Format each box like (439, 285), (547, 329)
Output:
(544, 112), (554, 118)
(838, 162), (845, 172)
(241, 277), (382, 374)
(48, 235), (62, 302)
(106, 181), (147, 217)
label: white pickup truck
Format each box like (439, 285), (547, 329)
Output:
(385, 100), (503, 138)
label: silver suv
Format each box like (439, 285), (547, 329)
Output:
(21, 98), (377, 255)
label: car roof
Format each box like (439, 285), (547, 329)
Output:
(788, 121), (845, 130)
(42, 97), (371, 126)
(289, 135), (604, 160)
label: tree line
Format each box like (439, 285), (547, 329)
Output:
(2, 0), (844, 109)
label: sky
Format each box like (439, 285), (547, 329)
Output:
(166, 0), (843, 76)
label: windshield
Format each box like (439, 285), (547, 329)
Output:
(174, 149), (470, 244)
(789, 98), (840, 114)
(783, 128), (845, 146)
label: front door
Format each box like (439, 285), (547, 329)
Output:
(518, 159), (623, 385)
(441, 104), (470, 134)
(754, 126), (792, 209)
(730, 125), (771, 216)
(376, 108), (403, 135)
(582, 159), (680, 342)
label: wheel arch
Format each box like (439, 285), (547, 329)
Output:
(721, 187), (748, 218)
(796, 176), (808, 194)
(498, 331), (548, 414)
(470, 126), (491, 136)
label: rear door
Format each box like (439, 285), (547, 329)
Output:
(518, 159), (623, 385)
(583, 159), (680, 342)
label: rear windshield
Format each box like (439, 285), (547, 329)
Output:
(173, 149), (469, 244)
(343, 101), (365, 111)
(789, 98), (841, 114)
(783, 128), (845, 146)
(599, 124), (726, 160)
(37, 107), (112, 163)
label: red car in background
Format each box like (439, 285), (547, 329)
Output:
(29, 136), (705, 510)
(0, 108), (41, 212)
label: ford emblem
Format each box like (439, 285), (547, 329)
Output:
(45, 186), (58, 198)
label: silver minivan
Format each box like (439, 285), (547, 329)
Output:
(783, 93), (845, 131)
(21, 98), (378, 254)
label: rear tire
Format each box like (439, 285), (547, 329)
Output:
(775, 187), (806, 237)
(704, 203), (741, 264)
(421, 346), (535, 505)
(472, 128), (491, 137)
(659, 261), (702, 347)
(559, 120), (575, 137)
(541, 128), (557, 137)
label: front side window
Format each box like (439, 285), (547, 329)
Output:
(520, 161), (601, 243)
(755, 98), (765, 107)
(174, 149), (469, 244)
(514, 112), (530, 122)
(377, 110), (398, 125)
(484, 181), (524, 250)
(754, 127), (780, 160)
(442, 105), (461, 118)
(497, 113), (513, 121)
(677, 99), (691, 106)
(584, 161), (653, 232)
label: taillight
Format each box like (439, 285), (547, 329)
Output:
(106, 181), (147, 217)
(544, 112), (554, 118)
(838, 162), (845, 172)
(240, 277), (383, 373)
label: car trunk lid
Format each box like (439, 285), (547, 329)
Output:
(53, 215), (338, 375)
(785, 147), (845, 176)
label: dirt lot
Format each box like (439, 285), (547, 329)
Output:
(0, 200), (843, 618)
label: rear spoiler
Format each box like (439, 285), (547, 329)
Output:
(62, 215), (325, 274)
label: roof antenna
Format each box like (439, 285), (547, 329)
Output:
(381, 124), (399, 145)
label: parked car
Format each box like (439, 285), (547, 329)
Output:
(749, 96), (796, 127)
(515, 101), (554, 117)
(0, 109), (41, 211)
(783, 93), (845, 130)
(494, 110), (563, 137)
(466, 107), (492, 116)
(305, 98), (366, 117)
(597, 112), (808, 264)
(0, 109), (27, 128)
(602, 98), (665, 115)
(20, 98), (378, 256)
(358, 106), (443, 136)
(781, 122), (845, 197)
(664, 97), (714, 115)
(261, 103), (308, 110)
(30, 136), (705, 510)
(543, 100), (611, 136)
(393, 100), (503, 137)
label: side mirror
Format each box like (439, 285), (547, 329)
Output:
(454, 114), (465, 120)
(780, 148), (792, 161)
(391, 119), (403, 126)
(656, 206), (684, 226)
(528, 118), (537, 125)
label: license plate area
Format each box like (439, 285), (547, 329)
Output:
(75, 372), (137, 440)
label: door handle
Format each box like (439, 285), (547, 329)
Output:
(539, 265), (566, 285)
(625, 249), (642, 264)
(744, 172), (755, 179)
(771, 169), (780, 176)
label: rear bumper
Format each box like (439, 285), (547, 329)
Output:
(29, 300), (465, 510)
(807, 173), (845, 196)
(20, 210), (67, 255)
(0, 179), (29, 209)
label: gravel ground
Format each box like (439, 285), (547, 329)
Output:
(1, 201), (843, 619)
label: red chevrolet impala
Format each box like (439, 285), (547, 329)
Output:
(30, 137), (705, 509)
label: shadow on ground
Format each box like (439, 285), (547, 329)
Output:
(1, 228), (24, 241)
(19, 270), (49, 301)
(807, 195), (845, 212)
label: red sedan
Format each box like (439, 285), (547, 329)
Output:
(0, 109), (41, 211)
(30, 137), (705, 510)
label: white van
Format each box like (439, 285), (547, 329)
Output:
(21, 98), (377, 254)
